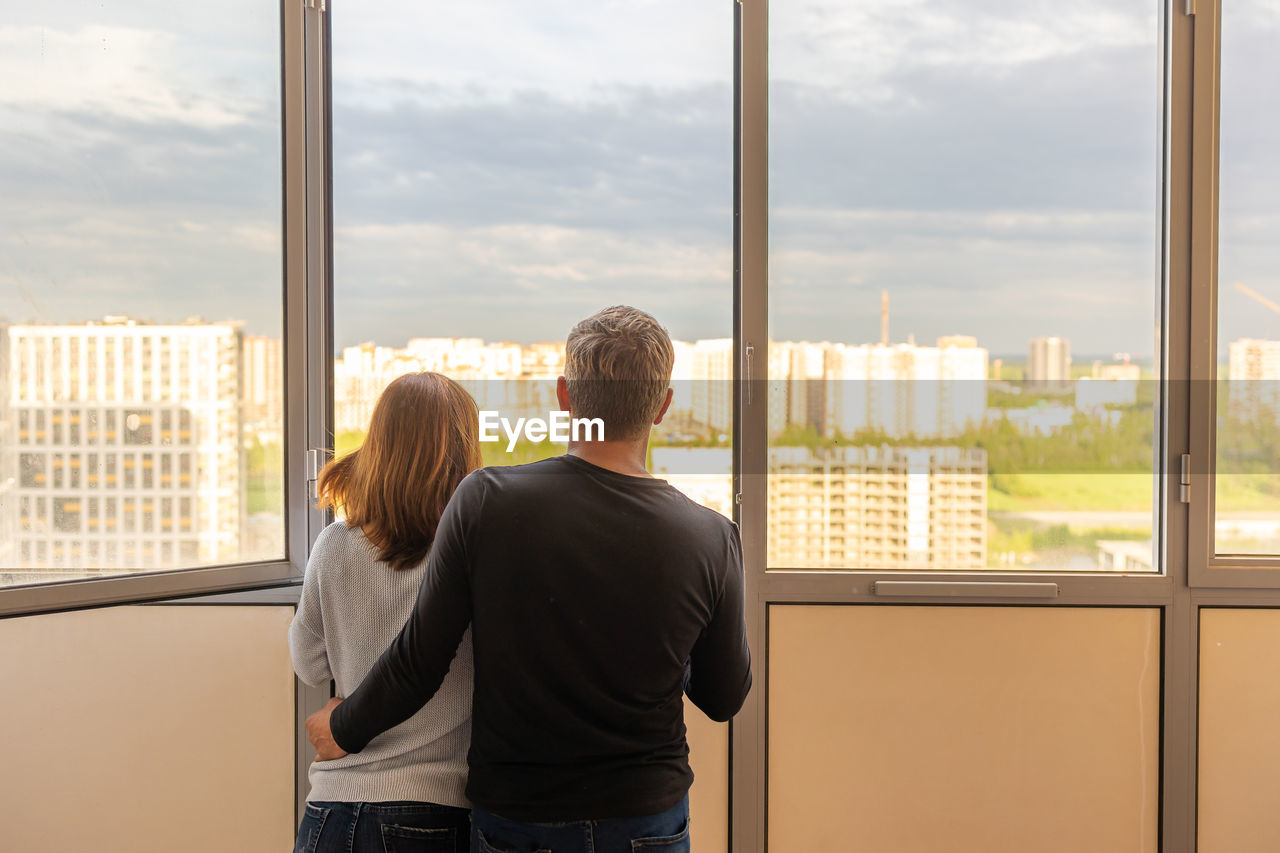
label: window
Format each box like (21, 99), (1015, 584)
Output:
(19, 454), (44, 488)
(53, 499), (81, 535)
(2, 4), (1273, 847)
(766, 0), (1164, 572)
(0, 1), (287, 589)
(1214, 0), (1280, 557)
(331, 0), (733, 516)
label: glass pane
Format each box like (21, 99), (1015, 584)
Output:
(333, 1), (733, 516)
(1215, 0), (1280, 556)
(0, 2), (284, 587)
(768, 0), (1162, 571)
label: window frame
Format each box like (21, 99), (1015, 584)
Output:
(1187, 0), (1280, 584)
(6, 0), (1277, 847)
(731, 0), (1198, 850)
(0, 0), (334, 619)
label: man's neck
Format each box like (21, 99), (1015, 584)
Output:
(566, 438), (653, 478)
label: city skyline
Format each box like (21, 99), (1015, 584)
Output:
(4, 314), (1276, 582)
(0, 309), (1176, 362)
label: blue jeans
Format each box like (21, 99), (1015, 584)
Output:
(294, 801), (471, 853)
(470, 796), (689, 853)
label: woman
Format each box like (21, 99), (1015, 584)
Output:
(290, 372), (481, 853)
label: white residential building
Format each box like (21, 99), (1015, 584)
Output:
(334, 338), (561, 433)
(1227, 338), (1280, 418)
(1077, 360), (1141, 409)
(5, 317), (243, 576)
(689, 338), (733, 436)
(652, 444), (988, 569)
(768, 445), (987, 569)
(1028, 336), (1072, 390)
(816, 338), (988, 439)
(242, 334), (282, 435)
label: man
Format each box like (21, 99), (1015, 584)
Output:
(307, 305), (751, 852)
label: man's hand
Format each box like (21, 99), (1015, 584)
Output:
(306, 697), (349, 762)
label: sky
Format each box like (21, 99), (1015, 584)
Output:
(0, 0), (1276, 357)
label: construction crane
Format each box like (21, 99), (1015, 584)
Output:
(1235, 282), (1280, 316)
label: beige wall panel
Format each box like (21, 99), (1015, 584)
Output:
(685, 698), (729, 853)
(1199, 608), (1280, 853)
(0, 605), (295, 853)
(769, 606), (1159, 853)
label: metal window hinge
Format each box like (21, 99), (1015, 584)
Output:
(304, 0), (326, 12)
(1185, 0), (1196, 16)
(307, 448), (325, 502)
(1179, 453), (1191, 504)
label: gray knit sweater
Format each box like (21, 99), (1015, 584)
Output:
(289, 521), (473, 807)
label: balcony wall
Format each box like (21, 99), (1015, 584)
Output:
(0, 603), (731, 852)
(0, 605), (295, 853)
(768, 605), (1160, 852)
(1199, 608), (1280, 853)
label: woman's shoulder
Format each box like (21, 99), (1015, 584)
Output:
(307, 520), (367, 573)
(313, 518), (356, 547)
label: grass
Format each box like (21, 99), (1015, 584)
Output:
(244, 440), (283, 515)
(245, 475), (283, 515)
(1215, 474), (1280, 513)
(989, 471), (1278, 515)
(989, 472), (1155, 512)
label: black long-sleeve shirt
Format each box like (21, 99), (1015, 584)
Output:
(329, 454), (752, 822)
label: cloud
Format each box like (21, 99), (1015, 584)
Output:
(333, 0), (731, 104)
(0, 25), (273, 128)
(0, 204), (281, 330)
(1, 0), (1276, 356)
(333, 221), (731, 346)
(771, 0), (1153, 105)
(333, 85), (732, 236)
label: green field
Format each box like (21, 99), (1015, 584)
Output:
(244, 441), (283, 515)
(1216, 473), (1280, 512)
(988, 472), (1154, 512)
(989, 471), (1277, 514)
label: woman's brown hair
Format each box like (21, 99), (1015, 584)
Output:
(317, 372), (482, 570)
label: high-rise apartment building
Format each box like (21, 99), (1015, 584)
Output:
(1077, 359), (1141, 408)
(1227, 338), (1280, 418)
(689, 338), (733, 436)
(330, 333), (989, 443)
(242, 334), (282, 433)
(5, 317), (243, 579)
(652, 444), (987, 569)
(807, 338), (988, 439)
(1027, 336), (1072, 390)
(521, 342), (567, 378)
(769, 445), (987, 568)
(333, 338), (561, 434)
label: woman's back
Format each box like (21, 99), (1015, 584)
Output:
(290, 520), (473, 807)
